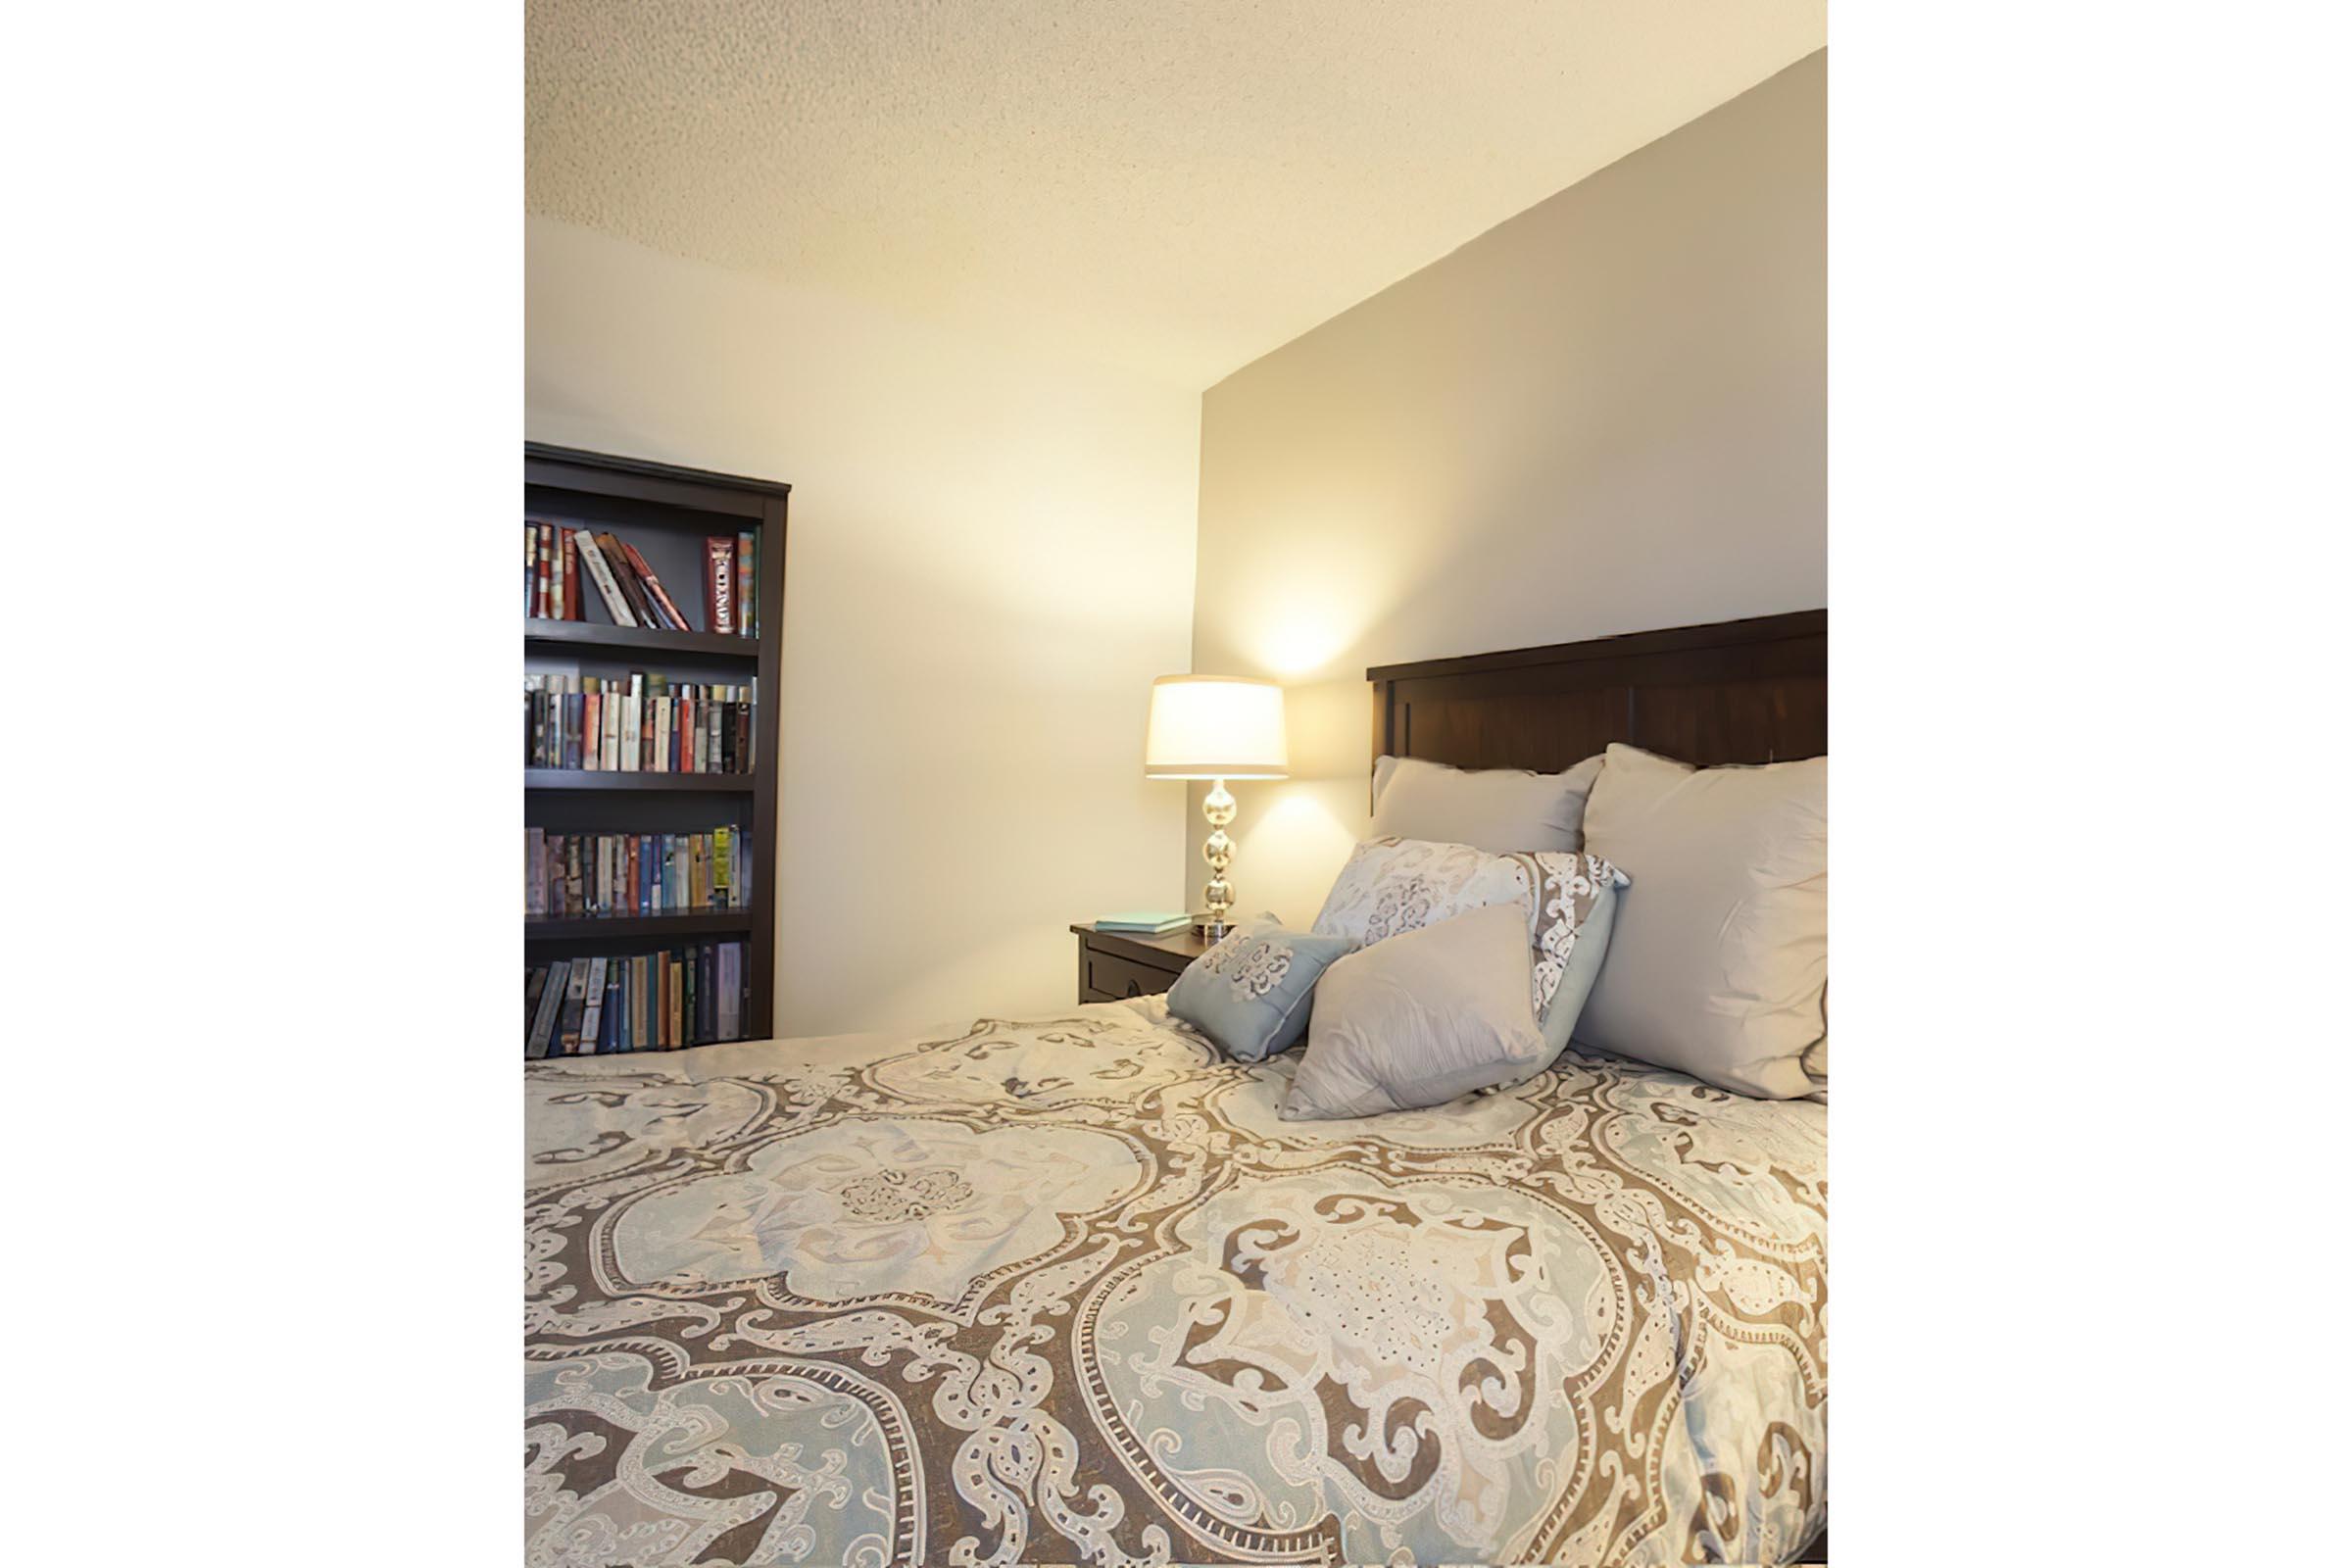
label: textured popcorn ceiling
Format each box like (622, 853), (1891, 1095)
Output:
(527, 1), (1827, 388)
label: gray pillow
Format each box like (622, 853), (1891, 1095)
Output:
(1166, 913), (1355, 1062)
(1370, 754), (1603, 853)
(1283, 903), (1546, 1120)
(1578, 743), (1827, 1099)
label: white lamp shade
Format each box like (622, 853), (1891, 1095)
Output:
(1144, 675), (1289, 779)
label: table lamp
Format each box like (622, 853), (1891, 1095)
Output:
(1144, 674), (1289, 939)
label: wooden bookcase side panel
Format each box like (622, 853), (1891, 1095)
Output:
(745, 492), (787, 1040)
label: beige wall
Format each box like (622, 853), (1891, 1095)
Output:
(527, 217), (1200, 1037)
(1188, 51), (1827, 926)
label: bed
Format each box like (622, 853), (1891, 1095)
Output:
(525, 612), (1829, 1567)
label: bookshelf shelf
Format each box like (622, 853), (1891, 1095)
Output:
(527, 909), (756, 942)
(525, 768), (756, 793)
(525, 442), (788, 1055)
(525, 618), (760, 661)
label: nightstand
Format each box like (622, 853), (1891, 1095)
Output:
(1071, 923), (1211, 1004)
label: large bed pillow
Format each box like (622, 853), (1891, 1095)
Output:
(1577, 743), (1827, 1099)
(1282, 903), (1546, 1120)
(1166, 913), (1355, 1062)
(1370, 754), (1603, 853)
(1311, 836), (1627, 1070)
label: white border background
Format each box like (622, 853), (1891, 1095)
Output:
(7, 3), (2348, 1561)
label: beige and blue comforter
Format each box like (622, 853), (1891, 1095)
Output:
(525, 999), (1827, 1566)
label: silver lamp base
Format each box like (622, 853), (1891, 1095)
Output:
(1197, 779), (1237, 939)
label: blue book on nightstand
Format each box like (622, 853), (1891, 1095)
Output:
(1096, 911), (1193, 935)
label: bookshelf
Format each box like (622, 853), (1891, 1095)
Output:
(523, 442), (788, 1053)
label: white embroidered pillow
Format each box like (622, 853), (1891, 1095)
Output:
(1310, 836), (1628, 1053)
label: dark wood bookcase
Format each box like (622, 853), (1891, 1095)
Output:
(524, 443), (788, 1045)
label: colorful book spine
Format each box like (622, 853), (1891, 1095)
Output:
(556, 527), (577, 620)
(620, 673), (642, 772)
(705, 535), (736, 635)
(736, 531), (756, 639)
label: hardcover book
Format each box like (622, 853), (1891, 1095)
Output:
(619, 673), (642, 772)
(559, 527), (580, 620)
(595, 531), (661, 627)
(527, 959), (568, 1058)
(578, 956), (610, 1053)
(574, 532), (636, 626)
(705, 535), (736, 635)
(717, 941), (742, 1040)
(598, 962), (622, 1052)
(736, 531), (756, 639)
(558, 958), (590, 1054)
(622, 540), (693, 632)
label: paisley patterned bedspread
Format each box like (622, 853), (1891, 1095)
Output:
(525, 999), (1827, 1567)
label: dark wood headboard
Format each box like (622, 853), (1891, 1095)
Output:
(1368, 610), (1826, 781)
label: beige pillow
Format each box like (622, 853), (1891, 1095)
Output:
(1370, 754), (1603, 853)
(1282, 903), (1545, 1120)
(1578, 744), (1827, 1099)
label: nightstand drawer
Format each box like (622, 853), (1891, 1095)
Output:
(1084, 948), (1185, 1002)
(1072, 922), (1210, 1006)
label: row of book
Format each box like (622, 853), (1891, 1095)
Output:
(525, 521), (760, 638)
(525, 942), (747, 1056)
(524, 672), (755, 774)
(527, 827), (749, 918)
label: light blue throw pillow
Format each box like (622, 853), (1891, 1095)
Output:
(1167, 913), (1356, 1062)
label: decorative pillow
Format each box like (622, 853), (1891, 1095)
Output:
(1370, 754), (1603, 853)
(1283, 904), (1546, 1120)
(1578, 743), (1827, 1100)
(1166, 913), (1356, 1063)
(1311, 836), (1628, 1070)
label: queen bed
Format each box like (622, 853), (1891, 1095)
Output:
(525, 612), (1829, 1567)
